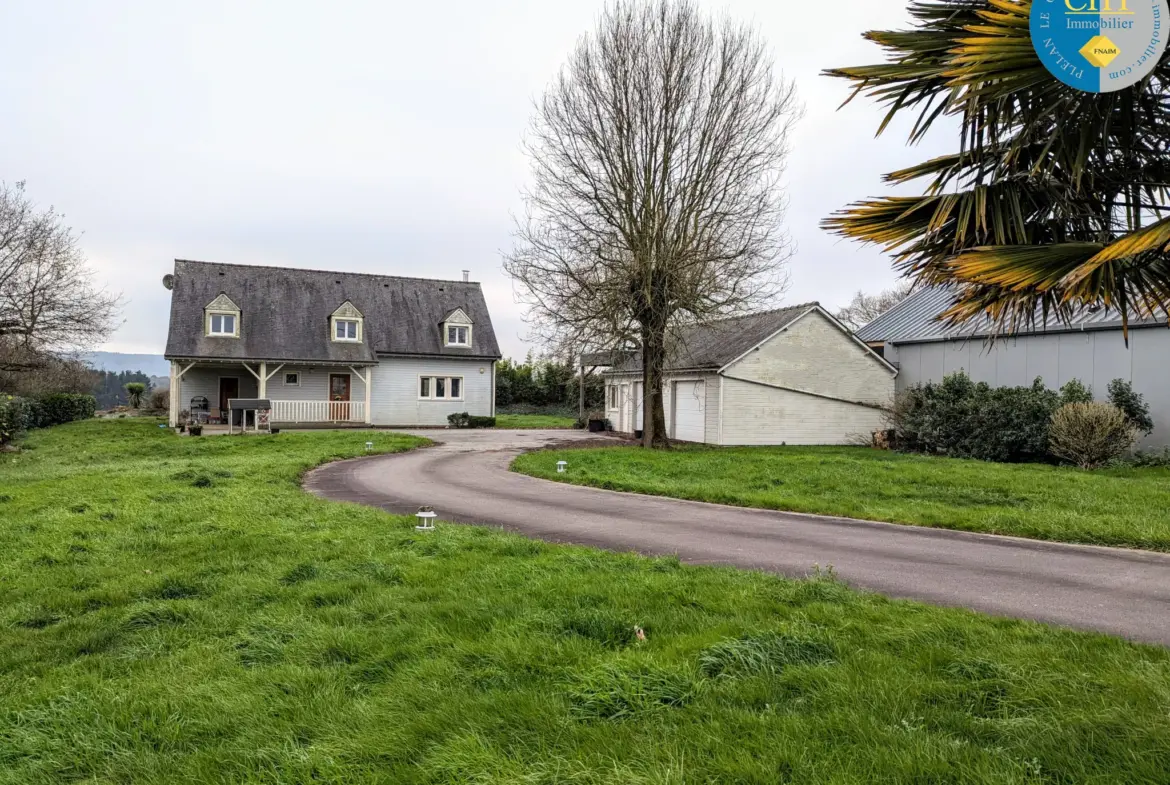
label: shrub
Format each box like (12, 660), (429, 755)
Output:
(1049, 402), (1137, 469)
(148, 388), (170, 412)
(1107, 379), (1154, 436)
(1059, 378), (1094, 405)
(447, 412), (497, 429)
(892, 373), (1061, 463)
(1128, 447), (1170, 467)
(34, 393), (96, 426)
(0, 395), (32, 445)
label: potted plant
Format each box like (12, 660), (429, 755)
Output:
(177, 410), (190, 433)
(189, 420), (203, 436)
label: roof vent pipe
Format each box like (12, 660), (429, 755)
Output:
(462, 270), (470, 282)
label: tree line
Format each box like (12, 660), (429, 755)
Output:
(496, 355), (605, 413)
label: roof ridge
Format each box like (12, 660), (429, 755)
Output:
(695, 302), (819, 328)
(173, 258), (480, 286)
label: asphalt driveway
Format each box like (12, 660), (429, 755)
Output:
(304, 429), (1170, 646)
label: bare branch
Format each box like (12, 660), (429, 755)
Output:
(504, 0), (799, 447)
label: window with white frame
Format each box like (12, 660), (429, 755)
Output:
(284, 372), (300, 386)
(419, 375), (464, 400)
(446, 325), (469, 346)
(208, 312), (237, 336)
(607, 385), (618, 409)
(334, 319), (360, 341)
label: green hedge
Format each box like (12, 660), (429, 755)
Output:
(0, 393), (96, 445)
(447, 412), (497, 429)
(892, 372), (1153, 464)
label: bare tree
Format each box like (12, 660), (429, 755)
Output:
(505, 0), (799, 447)
(0, 182), (120, 383)
(834, 282), (913, 332)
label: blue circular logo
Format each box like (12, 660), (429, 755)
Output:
(1031, 0), (1168, 92)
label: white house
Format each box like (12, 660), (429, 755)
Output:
(163, 259), (501, 427)
(857, 286), (1170, 447)
(605, 304), (897, 445)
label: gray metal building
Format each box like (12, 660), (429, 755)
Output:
(857, 287), (1170, 447)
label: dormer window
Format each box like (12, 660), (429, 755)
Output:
(204, 293), (241, 338)
(330, 301), (364, 343)
(447, 325), (469, 346)
(209, 313), (236, 336)
(336, 319), (360, 341)
(442, 307), (473, 348)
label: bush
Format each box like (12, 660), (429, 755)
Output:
(1059, 378), (1094, 405)
(1107, 379), (1154, 436)
(0, 393), (95, 444)
(892, 373), (1060, 463)
(1049, 402), (1137, 469)
(447, 412), (497, 429)
(33, 393), (96, 427)
(1128, 447), (1170, 468)
(0, 395), (32, 445)
(148, 388), (170, 412)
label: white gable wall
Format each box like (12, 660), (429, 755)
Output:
(723, 309), (894, 407)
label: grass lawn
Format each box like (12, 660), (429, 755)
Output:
(1, 421), (1169, 783)
(495, 413), (577, 429)
(512, 445), (1170, 551)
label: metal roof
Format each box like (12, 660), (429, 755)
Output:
(855, 286), (1168, 344)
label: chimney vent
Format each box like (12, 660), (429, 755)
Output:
(462, 270), (470, 283)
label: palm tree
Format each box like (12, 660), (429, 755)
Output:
(124, 382), (146, 409)
(823, 0), (1170, 336)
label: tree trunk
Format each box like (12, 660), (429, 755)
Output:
(641, 323), (670, 449)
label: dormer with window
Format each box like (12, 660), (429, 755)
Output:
(205, 293), (241, 338)
(442, 308), (473, 348)
(331, 301), (364, 343)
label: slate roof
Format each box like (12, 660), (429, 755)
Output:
(609, 304), (819, 374)
(165, 259), (502, 363)
(855, 286), (1169, 345)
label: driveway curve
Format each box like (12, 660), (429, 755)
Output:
(304, 429), (1170, 646)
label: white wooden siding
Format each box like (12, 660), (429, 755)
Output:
(720, 379), (887, 445)
(177, 365), (367, 410)
(370, 357), (493, 426)
(177, 365), (258, 413)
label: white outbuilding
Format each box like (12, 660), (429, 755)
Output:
(604, 304), (897, 445)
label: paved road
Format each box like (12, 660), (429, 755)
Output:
(304, 429), (1170, 646)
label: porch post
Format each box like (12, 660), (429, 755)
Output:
(258, 361), (267, 399)
(169, 361), (178, 427)
(365, 366), (373, 424)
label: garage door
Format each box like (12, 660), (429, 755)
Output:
(672, 380), (705, 442)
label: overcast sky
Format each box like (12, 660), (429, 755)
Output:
(0, 0), (947, 359)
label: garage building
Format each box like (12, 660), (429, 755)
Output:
(604, 304), (897, 445)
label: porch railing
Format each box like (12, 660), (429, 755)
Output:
(270, 400), (366, 423)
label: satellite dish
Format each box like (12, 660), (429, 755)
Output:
(162, 274), (174, 290)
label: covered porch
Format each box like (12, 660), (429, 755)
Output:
(169, 359), (374, 427)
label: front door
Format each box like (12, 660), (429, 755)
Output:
(219, 377), (240, 425)
(329, 374), (351, 421)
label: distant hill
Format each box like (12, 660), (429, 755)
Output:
(84, 351), (169, 377)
